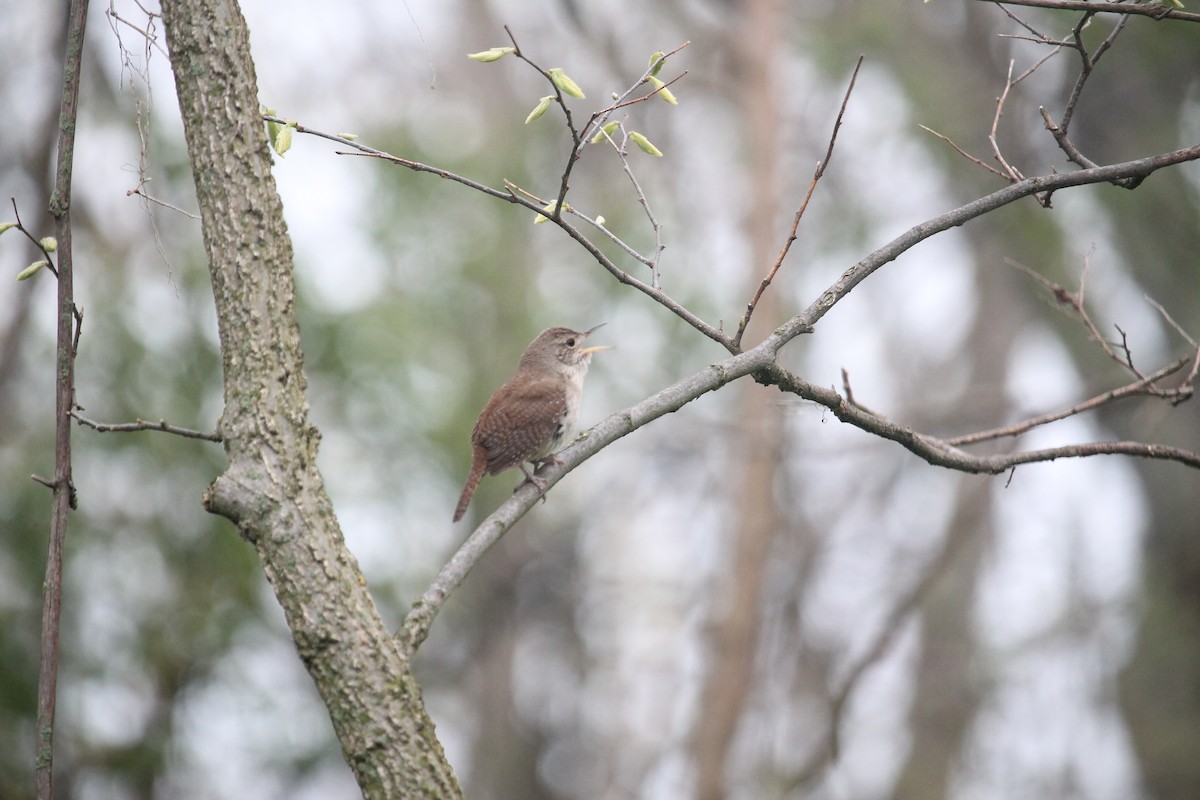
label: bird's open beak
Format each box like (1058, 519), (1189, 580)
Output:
(580, 323), (609, 354)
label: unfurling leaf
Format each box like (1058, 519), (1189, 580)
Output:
(629, 131), (663, 157)
(547, 68), (586, 99)
(39, 236), (58, 253)
(647, 76), (678, 105)
(273, 124), (293, 156)
(525, 95), (555, 124)
(590, 121), (621, 143)
(17, 260), (48, 281)
(534, 200), (571, 224)
(468, 47), (516, 62)
(648, 51), (666, 77)
(0, 222), (17, 236)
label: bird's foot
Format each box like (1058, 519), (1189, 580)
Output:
(516, 460), (556, 503)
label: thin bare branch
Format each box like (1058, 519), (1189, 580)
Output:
(946, 358), (1189, 446)
(976, 0), (1200, 24)
(71, 412), (222, 442)
(1006, 256), (1152, 378)
(733, 55), (864, 349)
(761, 363), (1200, 470)
(38, 2), (88, 797)
(918, 125), (1007, 178)
(1145, 296), (1200, 396)
(584, 125), (667, 286)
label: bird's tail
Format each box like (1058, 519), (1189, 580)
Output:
(452, 454), (487, 522)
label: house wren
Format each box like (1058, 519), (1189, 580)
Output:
(453, 324), (609, 522)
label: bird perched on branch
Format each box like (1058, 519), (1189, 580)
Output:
(453, 324), (608, 522)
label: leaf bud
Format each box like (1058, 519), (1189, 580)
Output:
(647, 76), (678, 105)
(468, 47), (516, 62)
(525, 95), (555, 124)
(547, 68), (586, 99)
(590, 121), (621, 143)
(648, 51), (666, 77)
(629, 131), (663, 157)
(17, 260), (48, 281)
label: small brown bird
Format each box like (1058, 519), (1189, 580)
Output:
(453, 324), (608, 522)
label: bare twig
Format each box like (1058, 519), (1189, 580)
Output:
(584, 124), (667, 286)
(763, 362), (1200, 470)
(106, 0), (194, 287)
(1006, 256), (1158, 378)
(988, 0), (1195, 22)
(37, 2), (89, 798)
(919, 125), (1008, 178)
(1038, 13), (1131, 178)
(989, 60), (1028, 186)
(1145, 296), (1200, 398)
(947, 358), (1189, 446)
(976, 0), (1200, 24)
(733, 55), (864, 349)
(71, 412), (222, 442)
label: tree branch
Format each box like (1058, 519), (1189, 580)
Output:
(733, 55), (863, 349)
(400, 141), (1200, 653)
(71, 412), (222, 442)
(977, 0), (1200, 24)
(37, 2), (88, 798)
(758, 363), (1200, 470)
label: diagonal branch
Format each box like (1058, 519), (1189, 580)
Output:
(399, 142), (1200, 654)
(279, 120), (735, 348)
(945, 358), (1190, 447)
(733, 55), (863, 349)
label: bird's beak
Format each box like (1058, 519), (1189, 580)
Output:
(580, 323), (608, 355)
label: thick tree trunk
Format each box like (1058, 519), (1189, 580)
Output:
(159, 2), (461, 797)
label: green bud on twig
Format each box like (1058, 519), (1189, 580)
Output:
(534, 200), (571, 224)
(647, 76), (678, 105)
(39, 236), (58, 252)
(590, 121), (621, 143)
(525, 95), (555, 124)
(468, 47), (516, 62)
(629, 131), (663, 157)
(547, 68), (586, 99)
(17, 260), (48, 281)
(648, 51), (666, 77)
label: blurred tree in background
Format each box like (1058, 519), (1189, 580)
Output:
(2, 1), (1199, 798)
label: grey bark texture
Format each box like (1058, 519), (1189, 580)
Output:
(158, 1), (462, 796)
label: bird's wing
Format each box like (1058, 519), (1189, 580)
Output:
(474, 375), (566, 473)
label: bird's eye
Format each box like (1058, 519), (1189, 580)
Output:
(565, 338), (576, 347)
